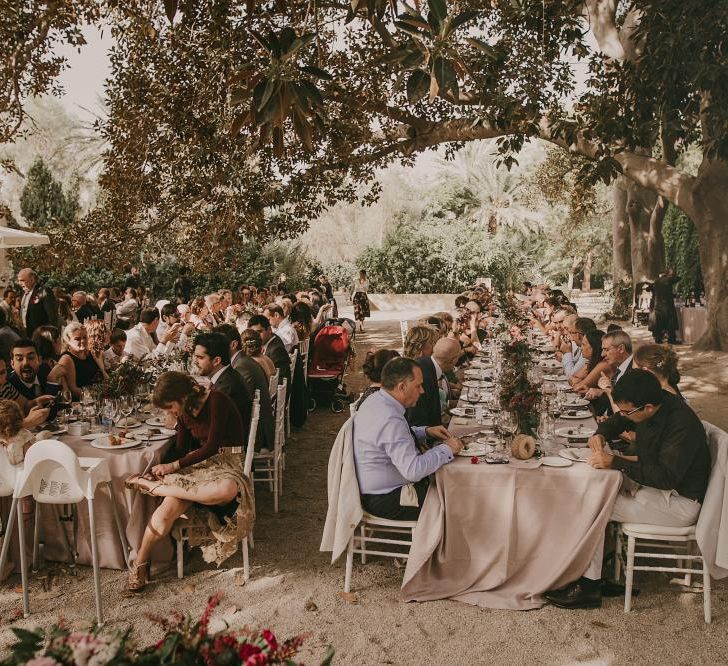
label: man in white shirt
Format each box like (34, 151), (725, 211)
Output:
(263, 303), (299, 353)
(124, 308), (160, 359)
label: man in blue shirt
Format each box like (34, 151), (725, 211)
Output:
(353, 357), (463, 520)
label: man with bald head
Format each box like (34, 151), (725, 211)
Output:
(16, 268), (57, 337)
(71, 291), (100, 324)
(432, 337), (462, 409)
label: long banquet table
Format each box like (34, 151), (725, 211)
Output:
(1, 432), (174, 576)
(400, 367), (622, 610)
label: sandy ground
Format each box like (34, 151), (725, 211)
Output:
(1, 313), (727, 665)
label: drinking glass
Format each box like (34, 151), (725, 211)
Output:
(119, 395), (134, 427)
(101, 398), (116, 433)
(499, 411), (517, 451)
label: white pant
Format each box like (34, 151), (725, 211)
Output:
(585, 485), (702, 579)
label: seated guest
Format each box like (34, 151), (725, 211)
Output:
(0, 288), (22, 331)
(31, 325), (61, 383)
(0, 308), (20, 360)
(48, 322), (105, 399)
(247, 314), (291, 388)
(193, 333), (252, 443)
(404, 326), (443, 427)
(545, 370), (710, 609)
(189, 297), (213, 330)
(633, 344), (683, 398)
(353, 357), (463, 520)
(0, 355), (49, 428)
(355, 349), (400, 409)
(240, 329), (276, 379)
(560, 316), (596, 378)
(263, 303), (299, 353)
(103, 328), (127, 371)
(586, 330), (633, 413)
(84, 318), (109, 358)
(115, 287), (140, 325)
(572, 329), (610, 393)
(71, 291), (100, 324)
(97, 288), (116, 316)
(156, 303), (187, 353)
(216, 324), (274, 451)
(124, 308), (160, 359)
(124, 371), (253, 592)
(431, 337), (463, 411)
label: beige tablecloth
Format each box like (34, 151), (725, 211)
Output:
(1, 434), (174, 574)
(400, 458), (621, 610)
(677, 306), (707, 345)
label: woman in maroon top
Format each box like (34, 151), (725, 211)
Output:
(125, 371), (254, 592)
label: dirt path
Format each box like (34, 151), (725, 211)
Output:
(1, 317), (726, 664)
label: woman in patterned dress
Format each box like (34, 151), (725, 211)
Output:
(352, 270), (371, 332)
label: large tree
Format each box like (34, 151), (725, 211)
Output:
(2, 1), (728, 348)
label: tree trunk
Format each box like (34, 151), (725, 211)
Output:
(611, 178), (631, 283)
(583, 250), (593, 292)
(690, 159), (728, 350)
(567, 256), (579, 291)
(626, 180), (665, 283)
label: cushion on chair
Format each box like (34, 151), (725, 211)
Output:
(362, 512), (417, 529)
(621, 522), (696, 538)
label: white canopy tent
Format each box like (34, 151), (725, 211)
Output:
(0, 227), (50, 249)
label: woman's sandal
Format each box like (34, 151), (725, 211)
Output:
(127, 560), (150, 592)
(124, 475), (163, 496)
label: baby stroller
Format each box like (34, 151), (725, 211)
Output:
(308, 318), (355, 413)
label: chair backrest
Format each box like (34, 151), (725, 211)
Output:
(274, 379), (287, 455)
(243, 394), (260, 477)
(269, 369), (279, 399)
(15, 440), (89, 504)
(299, 337), (311, 382)
(289, 349), (299, 381)
(0, 447), (20, 497)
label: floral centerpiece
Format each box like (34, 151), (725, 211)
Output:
(3, 592), (333, 665)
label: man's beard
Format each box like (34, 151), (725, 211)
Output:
(18, 367), (36, 382)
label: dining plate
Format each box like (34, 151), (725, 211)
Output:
(130, 428), (175, 441)
(114, 417), (142, 428)
(560, 448), (592, 462)
(80, 432), (106, 441)
(562, 398), (590, 408)
(543, 373), (568, 382)
(561, 410), (593, 420)
(458, 444), (488, 457)
(449, 407), (474, 418)
(145, 417), (168, 427)
(475, 436), (500, 447)
(538, 360), (561, 369)
(555, 426), (596, 440)
(41, 426), (68, 436)
(541, 456), (573, 467)
(90, 436), (140, 450)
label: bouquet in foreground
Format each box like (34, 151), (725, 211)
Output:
(3, 592), (334, 665)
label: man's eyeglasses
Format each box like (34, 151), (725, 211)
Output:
(621, 405), (646, 416)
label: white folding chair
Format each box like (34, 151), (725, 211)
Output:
(286, 349), (298, 437)
(268, 369), (279, 400)
(0, 440), (128, 624)
(299, 337), (311, 384)
(613, 421), (727, 623)
(0, 448), (22, 581)
(253, 380), (287, 513)
(176, 395), (259, 582)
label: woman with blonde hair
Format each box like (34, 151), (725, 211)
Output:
(240, 328), (276, 379)
(633, 344), (683, 397)
(403, 325), (441, 360)
(47, 322), (106, 399)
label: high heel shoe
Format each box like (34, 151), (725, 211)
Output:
(127, 560), (150, 592)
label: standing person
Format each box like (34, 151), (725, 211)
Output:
(173, 266), (193, 304)
(116, 287), (140, 326)
(277, 273), (288, 295)
(16, 268), (58, 338)
(0, 288), (23, 331)
(352, 269), (371, 332)
(123, 265), (141, 290)
(649, 269), (679, 344)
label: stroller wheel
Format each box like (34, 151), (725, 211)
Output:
(331, 399), (345, 413)
(308, 397), (317, 413)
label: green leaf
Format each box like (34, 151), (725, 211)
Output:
(406, 69), (430, 103)
(266, 30), (282, 58)
(445, 10), (479, 37)
(249, 29), (271, 53)
(432, 56), (458, 97)
(394, 20), (427, 37)
(292, 108), (314, 151)
(427, 10), (441, 35)
(466, 37), (498, 60)
(163, 0), (177, 23)
(395, 13), (431, 31)
(400, 48), (426, 69)
(279, 27), (297, 52)
(319, 646), (336, 666)
(258, 77), (280, 112)
(427, 0), (447, 23)
(300, 80), (324, 107)
(300, 65), (333, 80)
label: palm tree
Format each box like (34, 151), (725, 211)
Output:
(432, 140), (546, 234)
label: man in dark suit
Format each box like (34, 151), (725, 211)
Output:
(248, 314), (291, 390)
(407, 354), (442, 427)
(17, 268), (58, 337)
(586, 329), (633, 416)
(193, 333), (251, 443)
(215, 324), (275, 451)
(71, 291), (101, 324)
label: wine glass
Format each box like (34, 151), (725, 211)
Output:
(101, 398), (116, 433)
(499, 411), (517, 452)
(119, 395), (134, 427)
